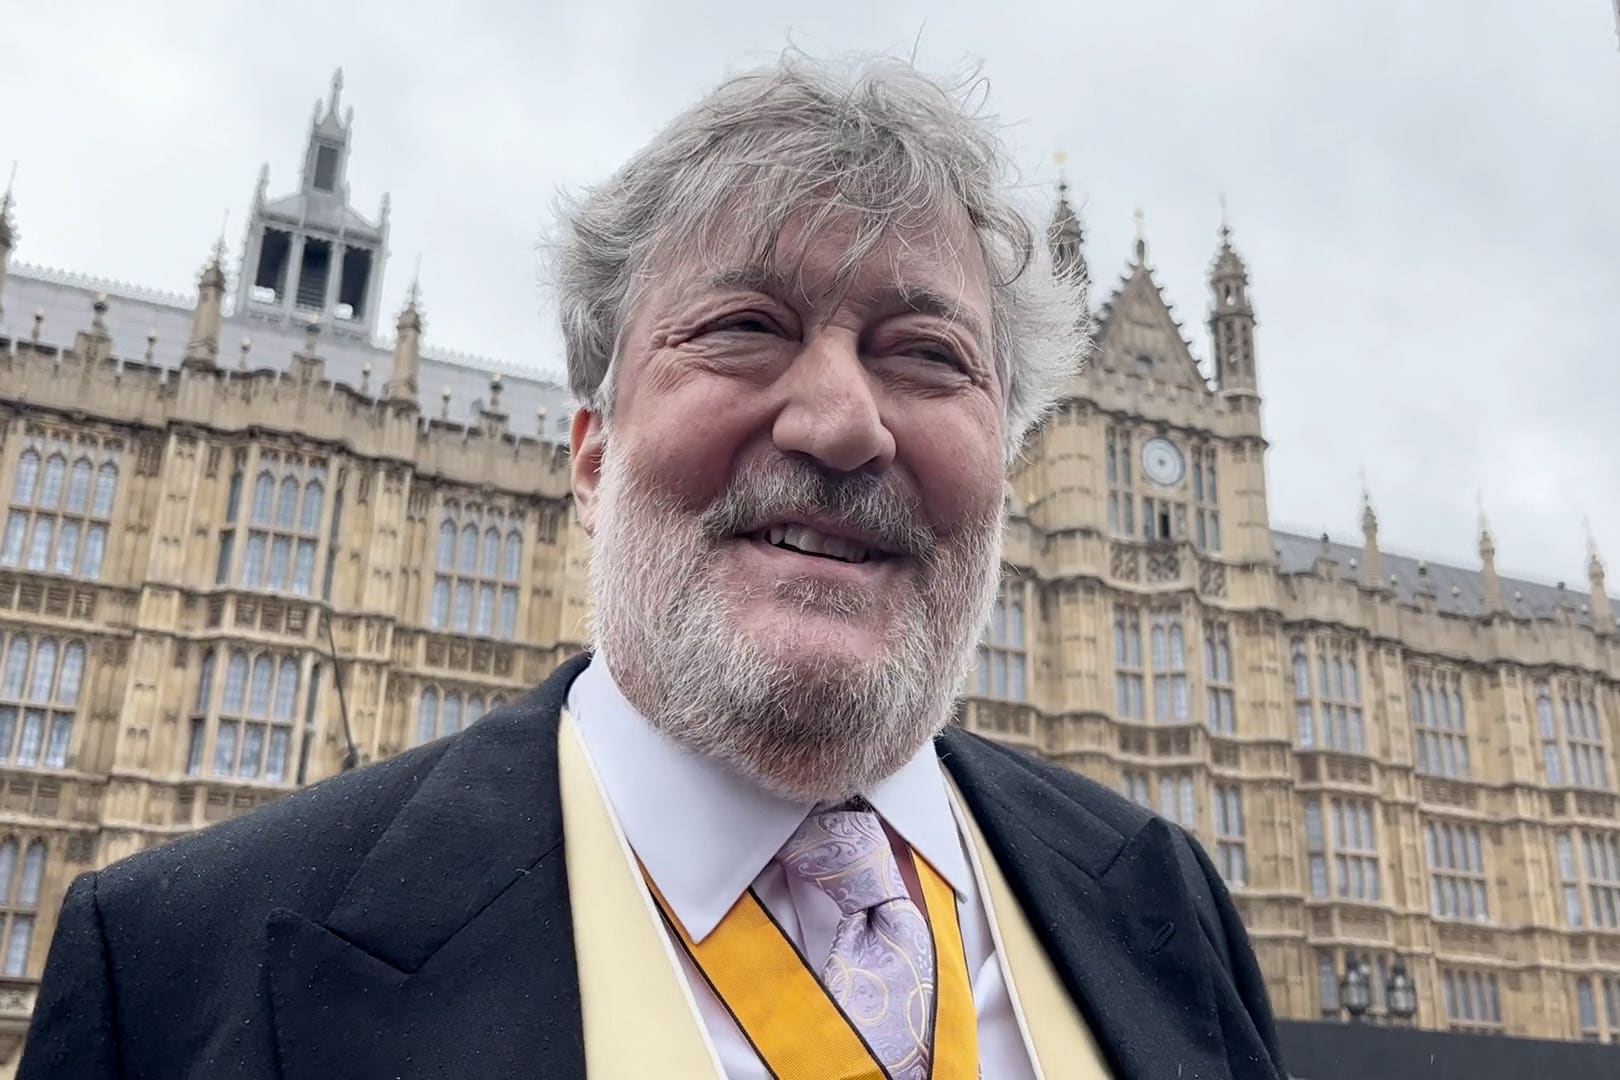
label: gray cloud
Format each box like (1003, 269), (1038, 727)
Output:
(3, 0), (1616, 588)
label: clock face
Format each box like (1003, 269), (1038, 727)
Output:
(1141, 438), (1186, 487)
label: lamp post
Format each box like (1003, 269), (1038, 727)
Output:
(1341, 953), (1372, 1022)
(1386, 957), (1418, 1025)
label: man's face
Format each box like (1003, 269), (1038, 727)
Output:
(573, 207), (1007, 799)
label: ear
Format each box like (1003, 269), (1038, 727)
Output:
(570, 408), (606, 535)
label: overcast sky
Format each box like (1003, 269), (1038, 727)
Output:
(4, 2), (1617, 590)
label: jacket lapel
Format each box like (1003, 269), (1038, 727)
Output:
(264, 654), (593, 1079)
(938, 727), (1233, 1080)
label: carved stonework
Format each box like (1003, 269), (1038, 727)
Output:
(1109, 544), (1139, 582)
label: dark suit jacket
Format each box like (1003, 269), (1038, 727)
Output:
(21, 654), (1285, 1079)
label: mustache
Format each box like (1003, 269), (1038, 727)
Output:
(697, 457), (937, 561)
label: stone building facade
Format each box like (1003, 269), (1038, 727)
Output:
(0, 75), (1614, 1070)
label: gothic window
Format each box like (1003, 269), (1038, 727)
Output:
(1291, 636), (1364, 752)
(1214, 784), (1246, 886)
(1105, 427), (1135, 537)
(428, 500), (523, 641)
(1442, 969), (1503, 1031)
(1192, 446), (1220, 552)
(1576, 977), (1599, 1041)
(1425, 820), (1489, 922)
(1556, 830), (1620, 930)
(1158, 773), (1195, 827)
(0, 634), (85, 769)
(1305, 796), (1381, 901)
(1150, 611), (1189, 723)
(974, 580), (1027, 702)
(2, 436), (120, 582)
(1113, 606), (1144, 720)
(1120, 769), (1150, 807)
(188, 648), (301, 783)
(0, 839), (45, 977)
(1205, 621), (1235, 735)
(1291, 637), (1314, 747)
(1536, 679), (1612, 790)
(1317, 952), (1340, 1016)
(221, 451), (326, 597)
(413, 685), (491, 747)
(1411, 667), (1470, 779)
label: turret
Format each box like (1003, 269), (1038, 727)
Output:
(386, 281), (423, 406)
(234, 70), (388, 339)
(1047, 159), (1089, 302)
(1589, 527), (1612, 633)
(182, 236), (229, 371)
(1360, 488), (1383, 590)
(1479, 505), (1503, 615)
(1208, 202), (1257, 397)
(0, 167), (16, 321)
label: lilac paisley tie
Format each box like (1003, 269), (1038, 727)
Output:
(775, 810), (936, 1080)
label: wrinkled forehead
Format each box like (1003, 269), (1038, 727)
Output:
(640, 196), (993, 327)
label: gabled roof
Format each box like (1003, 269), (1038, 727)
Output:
(1093, 259), (1210, 393)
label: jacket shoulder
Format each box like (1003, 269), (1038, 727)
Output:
(939, 725), (1157, 839)
(93, 736), (455, 925)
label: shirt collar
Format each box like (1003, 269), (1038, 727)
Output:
(566, 655), (971, 943)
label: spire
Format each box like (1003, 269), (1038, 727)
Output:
(183, 232), (229, 370)
(1478, 497), (1503, 615)
(1208, 198), (1257, 396)
(1360, 482), (1383, 589)
(1587, 520), (1611, 630)
(1132, 207), (1147, 265)
(386, 276), (423, 405)
(1047, 153), (1089, 299)
(0, 163), (15, 320)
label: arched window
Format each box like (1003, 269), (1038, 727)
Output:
(441, 693), (462, 739)
(417, 688), (440, 746)
(13, 450), (39, 504)
(503, 530), (523, 581)
(300, 480), (324, 534)
(466, 695), (485, 730)
(248, 656), (274, 717)
(0, 837), (42, 977)
(251, 471), (276, 525)
(65, 459), (92, 514)
(437, 520), (456, 570)
(481, 529), (500, 577)
(275, 476), (300, 531)
(195, 651), (216, 714)
(92, 462), (118, 517)
(38, 455), (66, 509)
(274, 659), (299, 721)
(431, 506), (524, 642)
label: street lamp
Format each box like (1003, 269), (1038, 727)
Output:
(1341, 953), (1372, 1022)
(1386, 958), (1418, 1024)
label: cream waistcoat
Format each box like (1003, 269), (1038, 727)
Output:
(558, 711), (1113, 1078)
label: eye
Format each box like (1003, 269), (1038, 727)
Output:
(705, 312), (787, 336)
(899, 341), (962, 368)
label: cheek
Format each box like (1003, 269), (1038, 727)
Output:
(901, 411), (1005, 531)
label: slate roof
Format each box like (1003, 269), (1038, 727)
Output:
(1272, 530), (1619, 632)
(0, 264), (575, 443)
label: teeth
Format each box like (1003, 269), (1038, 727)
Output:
(758, 524), (872, 564)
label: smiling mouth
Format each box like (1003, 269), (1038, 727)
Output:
(749, 524), (889, 565)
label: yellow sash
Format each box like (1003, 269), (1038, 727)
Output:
(645, 848), (978, 1080)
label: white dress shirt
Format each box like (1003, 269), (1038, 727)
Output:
(567, 655), (1039, 1080)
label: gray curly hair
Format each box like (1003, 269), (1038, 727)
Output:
(547, 52), (1089, 462)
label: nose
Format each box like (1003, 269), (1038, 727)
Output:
(771, 330), (897, 474)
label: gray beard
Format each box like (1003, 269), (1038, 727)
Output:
(586, 447), (1004, 802)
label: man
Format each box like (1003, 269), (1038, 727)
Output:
(22, 55), (1285, 1079)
